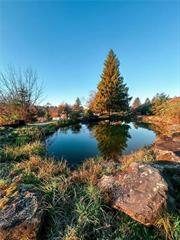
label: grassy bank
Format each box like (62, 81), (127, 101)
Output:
(1, 155), (179, 239)
(0, 124), (179, 240)
(0, 118), (79, 146)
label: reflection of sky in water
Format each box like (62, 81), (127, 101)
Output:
(46, 123), (156, 167)
(123, 123), (156, 154)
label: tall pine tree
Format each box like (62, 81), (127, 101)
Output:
(95, 49), (131, 117)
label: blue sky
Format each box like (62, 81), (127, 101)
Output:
(0, 0), (179, 105)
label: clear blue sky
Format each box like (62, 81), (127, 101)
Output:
(0, 0), (179, 105)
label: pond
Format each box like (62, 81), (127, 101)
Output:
(45, 121), (156, 167)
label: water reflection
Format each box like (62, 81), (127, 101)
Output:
(46, 121), (156, 166)
(59, 126), (69, 134)
(132, 121), (162, 135)
(69, 124), (82, 134)
(91, 122), (131, 160)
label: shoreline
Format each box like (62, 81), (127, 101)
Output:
(0, 116), (179, 239)
(138, 115), (180, 162)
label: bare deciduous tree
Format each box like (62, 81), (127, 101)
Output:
(0, 66), (43, 124)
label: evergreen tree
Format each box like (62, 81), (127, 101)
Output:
(75, 97), (81, 107)
(73, 97), (83, 112)
(95, 49), (131, 117)
(136, 98), (152, 115)
(151, 93), (169, 114)
(144, 98), (151, 105)
(132, 97), (141, 109)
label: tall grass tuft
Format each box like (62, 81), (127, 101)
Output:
(0, 141), (45, 162)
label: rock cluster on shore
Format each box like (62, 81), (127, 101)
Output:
(153, 135), (180, 161)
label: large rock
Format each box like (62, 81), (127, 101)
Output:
(0, 189), (43, 240)
(98, 162), (168, 226)
(153, 136), (180, 161)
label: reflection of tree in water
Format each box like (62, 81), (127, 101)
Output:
(70, 124), (82, 134)
(92, 122), (131, 160)
(59, 127), (69, 134)
(133, 121), (151, 130)
(133, 122), (159, 135)
(86, 122), (98, 137)
(58, 124), (82, 134)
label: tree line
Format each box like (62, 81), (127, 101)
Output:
(131, 93), (170, 116)
(0, 49), (171, 126)
(0, 49), (132, 125)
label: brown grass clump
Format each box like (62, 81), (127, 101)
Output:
(1, 141), (44, 162)
(63, 227), (80, 240)
(155, 212), (180, 240)
(16, 155), (69, 180)
(72, 149), (155, 186)
(72, 157), (117, 185)
(72, 158), (103, 185)
(120, 147), (155, 170)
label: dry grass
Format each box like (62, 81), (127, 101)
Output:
(72, 157), (118, 185)
(63, 227), (80, 240)
(1, 152), (179, 240)
(0, 120), (178, 240)
(120, 147), (155, 170)
(15, 155), (69, 180)
(155, 212), (180, 240)
(72, 158), (103, 185)
(1, 141), (44, 162)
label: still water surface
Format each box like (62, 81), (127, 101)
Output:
(46, 122), (156, 166)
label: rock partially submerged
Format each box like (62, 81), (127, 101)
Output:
(0, 189), (43, 240)
(98, 162), (168, 226)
